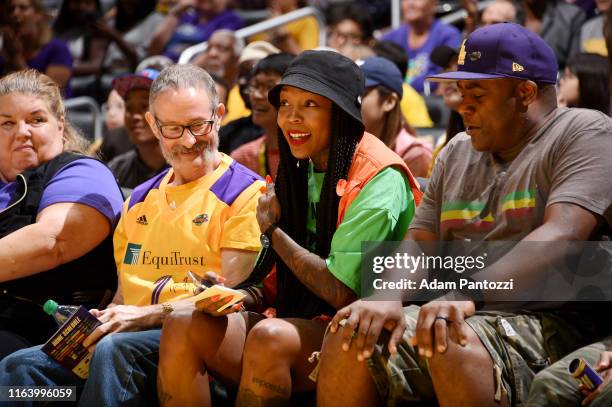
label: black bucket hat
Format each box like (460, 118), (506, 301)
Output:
(268, 50), (365, 125)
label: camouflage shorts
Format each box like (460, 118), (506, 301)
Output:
(526, 336), (612, 407)
(367, 305), (591, 407)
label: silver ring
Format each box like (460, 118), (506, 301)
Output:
(435, 315), (451, 323)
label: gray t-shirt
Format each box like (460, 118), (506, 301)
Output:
(411, 107), (612, 240)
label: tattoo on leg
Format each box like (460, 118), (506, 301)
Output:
(235, 388), (287, 407)
(251, 377), (290, 396)
(157, 375), (173, 406)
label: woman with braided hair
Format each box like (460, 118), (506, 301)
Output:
(157, 50), (422, 406)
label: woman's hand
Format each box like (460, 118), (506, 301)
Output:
(195, 295), (243, 317)
(256, 180), (281, 233)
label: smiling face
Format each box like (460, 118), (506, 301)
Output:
(456, 78), (524, 153)
(249, 71), (282, 132)
(145, 87), (224, 181)
(124, 89), (155, 146)
(277, 86), (332, 169)
(0, 92), (64, 182)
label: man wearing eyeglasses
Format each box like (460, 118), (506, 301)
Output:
(0, 64), (265, 406)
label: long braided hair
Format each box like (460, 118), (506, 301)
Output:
(239, 103), (364, 318)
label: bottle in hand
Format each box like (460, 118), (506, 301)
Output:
(43, 299), (80, 327)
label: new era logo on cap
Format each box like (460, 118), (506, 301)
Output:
(427, 23), (558, 84)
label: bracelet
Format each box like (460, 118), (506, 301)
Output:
(161, 302), (174, 314)
(244, 286), (263, 310)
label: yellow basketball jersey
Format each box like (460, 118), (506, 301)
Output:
(114, 154), (264, 305)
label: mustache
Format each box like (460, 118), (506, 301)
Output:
(171, 141), (209, 155)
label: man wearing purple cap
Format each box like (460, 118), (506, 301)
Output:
(317, 23), (612, 406)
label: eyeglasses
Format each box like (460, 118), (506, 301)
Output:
(245, 82), (278, 96)
(329, 30), (362, 44)
(154, 115), (216, 139)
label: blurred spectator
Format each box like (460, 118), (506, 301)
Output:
(230, 53), (293, 179)
(93, 87), (133, 162)
(571, 0), (598, 18)
(250, 0), (318, 54)
(222, 40), (280, 125)
(52, 0), (102, 69)
(97, 58), (174, 162)
(338, 42), (375, 61)
(428, 44), (465, 171)
(107, 69), (168, 189)
(461, 0), (517, 33)
(149, 0), (243, 61)
(95, 0), (164, 75)
(191, 29), (242, 86)
(581, 0), (611, 56)
(326, 2), (374, 50)
(0, 0), (73, 94)
(104, 89), (126, 131)
(219, 41), (283, 154)
(558, 52), (610, 113)
(211, 73), (230, 106)
(135, 54), (174, 72)
(481, 0), (517, 25)
(382, 0), (462, 95)
(518, 0), (586, 68)
(373, 40), (434, 128)
(359, 57), (433, 177)
(0, 70), (122, 358)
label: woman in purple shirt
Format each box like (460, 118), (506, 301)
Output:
(149, 0), (244, 61)
(0, 70), (123, 360)
(382, 0), (461, 95)
(0, 0), (73, 95)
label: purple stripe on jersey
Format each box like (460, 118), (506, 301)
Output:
(128, 168), (170, 211)
(151, 275), (172, 305)
(210, 161), (262, 206)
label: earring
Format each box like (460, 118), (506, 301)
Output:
(297, 160), (300, 168)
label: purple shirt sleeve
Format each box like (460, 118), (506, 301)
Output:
(165, 10), (244, 61)
(382, 21), (461, 94)
(39, 159), (124, 227)
(27, 39), (73, 72)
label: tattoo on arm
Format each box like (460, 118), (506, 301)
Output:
(272, 229), (356, 309)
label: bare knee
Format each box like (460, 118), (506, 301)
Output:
(161, 310), (194, 345)
(319, 326), (360, 366)
(429, 327), (507, 406)
(244, 319), (300, 364)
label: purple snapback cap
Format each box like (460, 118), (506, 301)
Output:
(428, 22), (558, 84)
